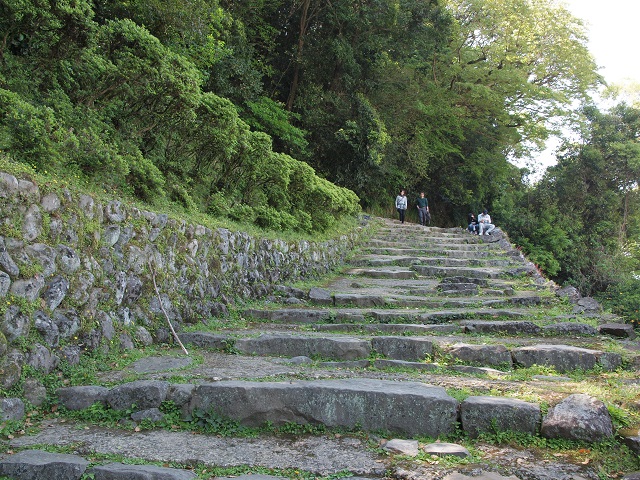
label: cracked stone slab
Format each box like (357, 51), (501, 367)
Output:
(9, 420), (386, 476)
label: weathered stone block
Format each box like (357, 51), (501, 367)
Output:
(372, 336), (433, 361)
(57, 386), (109, 410)
(186, 379), (459, 437)
(446, 343), (512, 368)
(0, 450), (88, 480)
(106, 380), (170, 411)
(461, 396), (541, 438)
(178, 332), (231, 350)
(599, 323), (636, 339)
(512, 344), (618, 373)
(333, 293), (386, 307)
(91, 462), (197, 480)
(542, 322), (598, 336)
(423, 442), (470, 458)
(308, 287), (334, 305)
(462, 320), (541, 335)
(235, 334), (371, 360)
(2, 305), (31, 343)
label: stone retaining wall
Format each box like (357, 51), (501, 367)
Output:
(0, 171), (361, 388)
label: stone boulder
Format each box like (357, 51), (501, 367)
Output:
(383, 439), (419, 456)
(26, 343), (60, 373)
(2, 305), (31, 342)
(131, 408), (164, 423)
(178, 332), (230, 350)
(572, 296), (602, 314)
(541, 394), (613, 442)
(555, 285), (581, 303)
(0, 236), (20, 277)
(423, 442), (470, 458)
(0, 397), (25, 421)
(33, 310), (60, 347)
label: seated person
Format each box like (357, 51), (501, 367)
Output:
(477, 209), (495, 235)
(467, 213), (478, 234)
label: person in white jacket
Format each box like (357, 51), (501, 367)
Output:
(395, 189), (408, 223)
(477, 209), (495, 235)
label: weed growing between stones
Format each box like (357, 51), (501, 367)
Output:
(0, 295), (39, 318)
(469, 432), (640, 478)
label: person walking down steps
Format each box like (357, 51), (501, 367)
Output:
(416, 192), (430, 226)
(478, 208), (495, 235)
(395, 189), (408, 223)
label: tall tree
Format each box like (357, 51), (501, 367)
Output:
(500, 103), (640, 293)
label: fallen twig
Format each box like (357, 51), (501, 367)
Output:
(148, 259), (189, 355)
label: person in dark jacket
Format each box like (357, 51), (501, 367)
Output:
(468, 213), (478, 234)
(416, 192), (430, 226)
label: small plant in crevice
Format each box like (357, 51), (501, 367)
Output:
(190, 407), (254, 437)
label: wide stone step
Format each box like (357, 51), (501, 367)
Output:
(346, 267), (417, 279)
(177, 330), (625, 374)
(235, 334), (371, 360)
(351, 256), (517, 268)
(50, 378), (618, 449)
(412, 265), (511, 279)
(364, 239), (499, 250)
(184, 333), (434, 362)
(381, 295), (545, 309)
(0, 450), (199, 480)
(244, 307), (533, 324)
(305, 290), (543, 309)
(5, 427), (384, 475)
(350, 255), (424, 267)
(313, 323), (462, 335)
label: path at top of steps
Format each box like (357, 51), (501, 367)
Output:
(4, 217), (639, 480)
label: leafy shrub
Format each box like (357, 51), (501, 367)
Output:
(228, 203), (256, 223)
(599, 277), (640, 328)
(127, 150), (166, 202)
(254, 206), (297, 231)
(0, 89), (64, 168)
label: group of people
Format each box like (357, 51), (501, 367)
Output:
(394, 188), (496, 235)
(395, 189), (430, 226)
(468, 209), (495, 235)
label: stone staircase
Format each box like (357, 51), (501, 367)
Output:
(2, 218), (640, 480)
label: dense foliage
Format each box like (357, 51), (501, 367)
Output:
(1, 0), (639, 318)
(499, 103), (640, 297)
(0, 0), (359, 233)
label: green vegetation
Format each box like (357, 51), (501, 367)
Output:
(2, 0), (638, 319)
